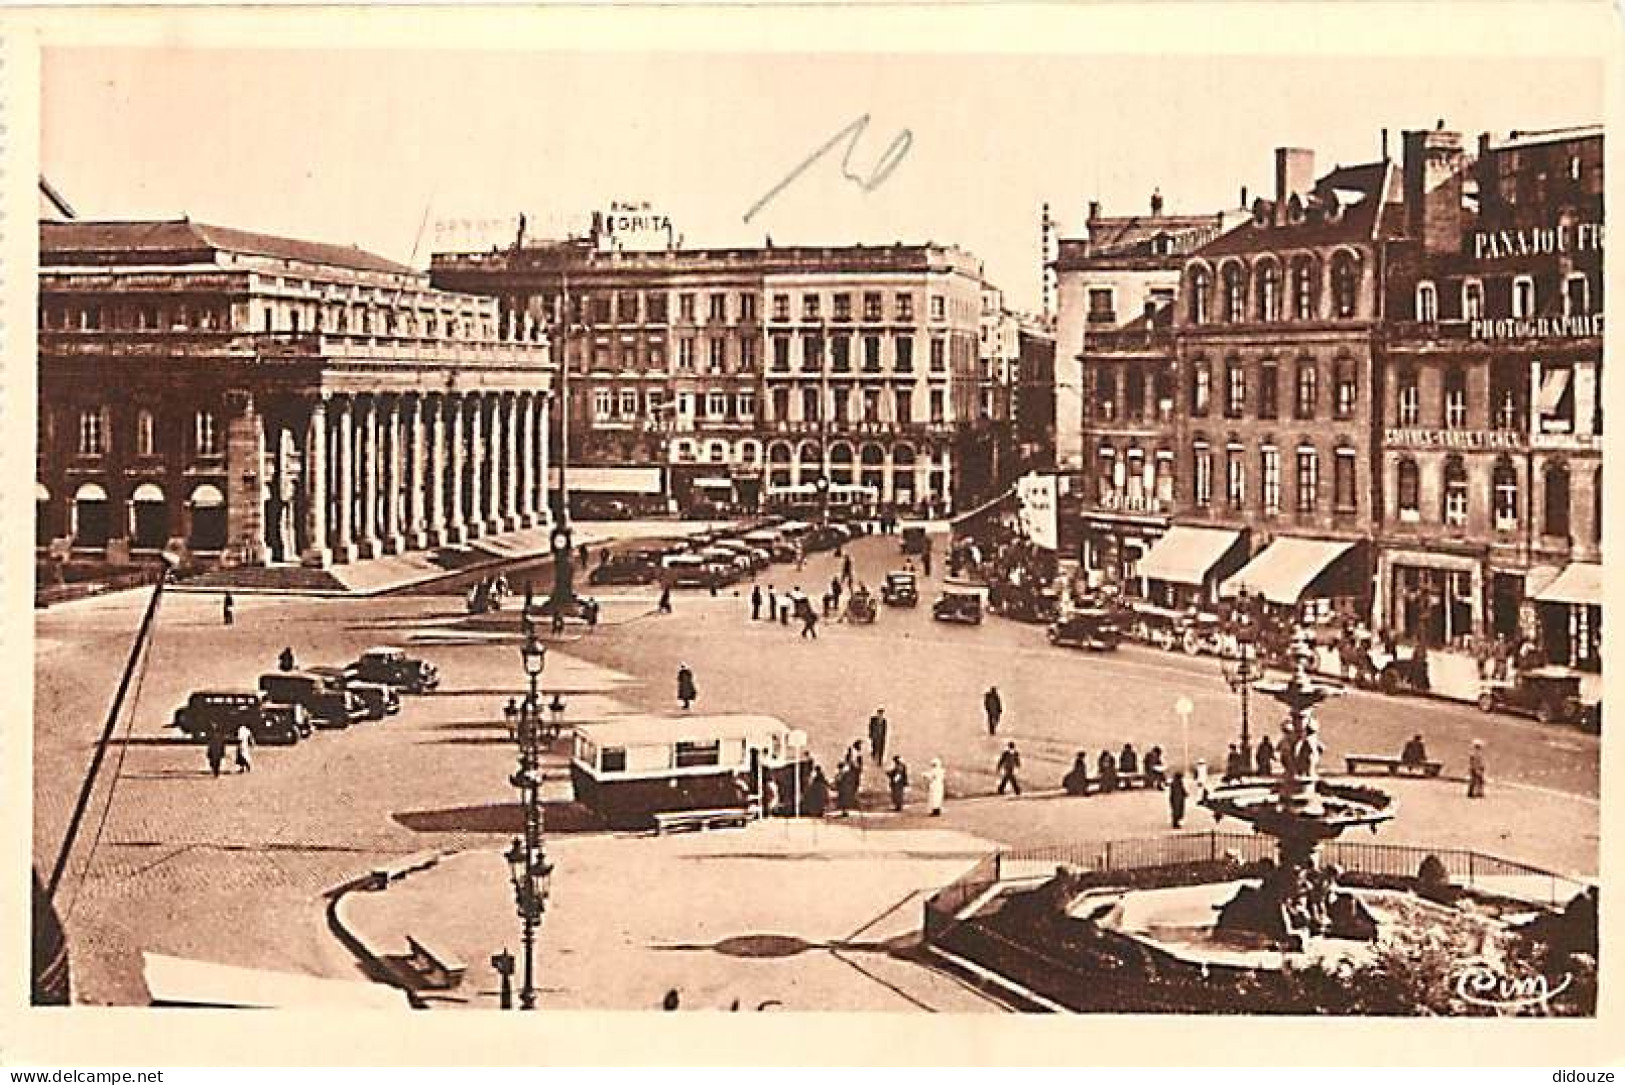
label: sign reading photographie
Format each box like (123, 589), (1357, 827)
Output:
(1469, 313), (1604, 340)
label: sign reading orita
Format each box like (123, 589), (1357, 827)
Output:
(1016, 472), (1060, 551)
(594, 202), (675, 252)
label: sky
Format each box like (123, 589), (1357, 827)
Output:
(43, 48), (1603, 312)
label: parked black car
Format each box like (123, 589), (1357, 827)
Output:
(351, 646), (440, 693)
(1047, 610), (1122, 651)
(170, 690), (309, 746)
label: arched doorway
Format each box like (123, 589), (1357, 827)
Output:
(130, 483), (169, 550)
(828, 442), (855, 485)
(36, 482), (52, 549)
(72, 482), (110, 549)
(188, 483), (227, 551)
(767, 441), (793, 490)
(892, 444), (918, 505)
(859, 443), (886, 494)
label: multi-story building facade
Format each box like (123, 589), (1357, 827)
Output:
(1169, 151), (1400, 616)
(432, 217), (986, 513)
(1378, 126), (1603, 667)
(1052, 193), (1242, 589)
(38, 219), (554, 569)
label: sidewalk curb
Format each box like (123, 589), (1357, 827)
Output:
(324, 846), (466, 1009)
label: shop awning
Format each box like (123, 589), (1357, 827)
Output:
(1533, 562), (1602, 607)
(1220, 537), (1356, 606)
(564, 465), (664, 495)
(1136, 526), (1244, 587)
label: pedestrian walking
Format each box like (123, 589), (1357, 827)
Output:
(1169, 772), (1188, 828)
(921, 548), (932, 577)
(677, 664), (697, 711)
(658, 583), (673, 614)
(222, 591), (235, 626)
(1467, 740), (1487, 798)
(983, 685), (1003, 735)
(805, 764), (830, 817)
(830, 576), (843, 610)
(996, 741), (1023, 796)
(234, 722), (255, 773)
(868, 708), (889, 764)
(795, 547), (806, 571)
(835, 762), (858, 816)
(841, 554), (854, 586)
(578, 543), (589, 569)
(845, 740), (865, 792)
(278, 646), (296, 672)
(205, 727), (227, 777)
(925, 758), (946, 816)
(780, 589), (792, 625)
(799, 601), (819, 639)
(887, 756), (909, 812)
(751, 584), (763, 621)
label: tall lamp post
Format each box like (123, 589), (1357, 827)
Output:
(506, 631), (553, 1010)
(549, 277), (576, 615)
(1222, 586), (1260, 757)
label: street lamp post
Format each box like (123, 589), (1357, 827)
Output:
(1222, 587), (1260, 759)
(506, 632), (553, 1010)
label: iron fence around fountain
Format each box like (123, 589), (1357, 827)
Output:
(924, 831), (1590, 933)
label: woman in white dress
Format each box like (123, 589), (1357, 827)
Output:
(925, 758), (946, 816)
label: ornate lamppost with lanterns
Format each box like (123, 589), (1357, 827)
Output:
(505, 630), (553, 1010)
(1221, 586), (1262, 759)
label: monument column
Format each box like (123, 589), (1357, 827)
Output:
(358, 396), (382, 558)
(382, 395), (406, 554)
(407, 394), (428, 550)
(466, 393), (486, 538)
(447, 394), (468, 545)
(520, 392), (538, 527)
(333, 394), (358, 563)
(485, 393), (504, 532)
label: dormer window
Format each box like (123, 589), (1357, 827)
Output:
(1415, 281), (1438, 323)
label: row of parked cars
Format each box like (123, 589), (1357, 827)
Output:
(168, 646), (440, 746)
(588, 516), (867, 591)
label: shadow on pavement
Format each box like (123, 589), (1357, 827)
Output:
(393, 800), (606, 835)
(650, 932), (915, 958)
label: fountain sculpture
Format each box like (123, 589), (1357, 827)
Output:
(1202, 629), (1395, 950)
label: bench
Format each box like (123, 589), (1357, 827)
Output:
(651, 806), (755, 835)
(1345, 754), (1444, 778)
(1067, 772), (1165, 797)
(404, 934), (467, 991)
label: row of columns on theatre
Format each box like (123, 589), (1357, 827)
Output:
(242, 389), (553, 568)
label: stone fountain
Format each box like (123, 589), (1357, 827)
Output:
(1202, 629), (1395, 951)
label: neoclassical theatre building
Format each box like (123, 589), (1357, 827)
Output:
(38, 220), (555, 569)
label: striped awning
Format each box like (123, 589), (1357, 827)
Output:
(1136, 526), (1245, 587)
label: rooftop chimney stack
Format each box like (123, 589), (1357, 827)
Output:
(1403, 126), (1466, 254)
(1150, 188), (1164, 216)
(1087, 200), (1101, 224)
(1274, 148), (1315, 225)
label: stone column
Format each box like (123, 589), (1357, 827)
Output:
(382, 396), (406, 554)
(429, 397), (448, 545)
(484, 393), (504, 532)
(449, 394), (470, 542)
(222, 391), (267, 568)
(538, 393), (554, 528)
(407, 395), (428, 550)
(302, 397), (332, 567)
(358, 395), (382, 558)
(520, 393), (538, 527)
(463, 394), (485, 538)
(504, 393), (522, 530)
(334, 395), (358, 563)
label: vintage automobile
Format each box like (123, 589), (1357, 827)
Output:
(1351, 643), (1432, 695)
(742, 529), (789, 561)
(845, 588), (878, 624)
(804, 524), (850, 553)
(533, 593), (602, 626)
(570, 713), (814, 830)
(712, 539), (770, 572)
(881, 570), (919, 607)
(258, 671), (367, 729)
(932, 586), (985, 625)
(170, 690), (309, 746)
(1127, 602), (1183, 650)
(351, 646), (439, 693)
(588, 551), (663, 586)
(901, 526), (929, 556)
(1477, 665), (1586, 725)
(306, 665), (400, 721)
(1047, 609), (1122, 651)
(662, 553), (727, 589)
(990, 583), (1061, 624)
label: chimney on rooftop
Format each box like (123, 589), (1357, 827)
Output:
(1150, 189), (1164, 216)
(1240, 185), (1248, 208)
(1403, 125), (1465, 254)
(1273, 148), (1315, 225)
(1087, 200), (1101, 224)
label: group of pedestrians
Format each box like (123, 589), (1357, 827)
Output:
(204, 722), (254, 777)
(746, 582), (823, 638)
(792, 707), (948, 819)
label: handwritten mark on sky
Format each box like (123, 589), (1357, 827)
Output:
(744, 114), (913, 225)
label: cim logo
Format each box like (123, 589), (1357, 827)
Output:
(1452, 957), (1572, 1010)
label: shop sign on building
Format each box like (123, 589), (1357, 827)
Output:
(1472, 221), (1605, 260)
(1469, 313), (1604, 340)
(1384, 427), (1526, 451)
(593, 201), (675, 252)
(1016, 471), (1059, 550)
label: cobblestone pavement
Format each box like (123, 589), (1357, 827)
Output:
(33, 527), (1598, 1005)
